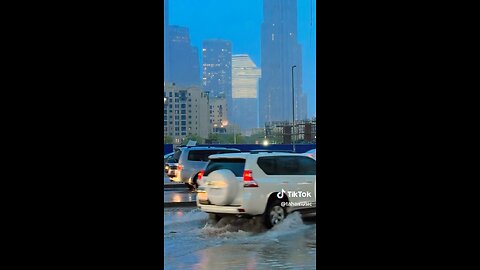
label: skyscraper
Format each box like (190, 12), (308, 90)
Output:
(231, 54), (261, 133)
(164, 0), (169, 81)
(165, 25), (200, 87)
(259, 0), (308, 126)
(202, 39), (232, 120)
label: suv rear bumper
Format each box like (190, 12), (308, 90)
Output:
(196, 190), (266, 215)
(197, 204), (245, 214)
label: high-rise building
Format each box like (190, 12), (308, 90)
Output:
(202, 39), (232, 120)
(208, 96), (228, 134)
(231, 54), (261, 133)
(259, 0), (308, 126)
(164, 84), (210, 144)
(165, 26), (200, 87)
(164, 0), (169, 81)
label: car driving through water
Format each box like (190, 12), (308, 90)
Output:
(196, 151), (316, 228)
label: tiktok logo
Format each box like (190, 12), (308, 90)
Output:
(277, 189), (286, 199)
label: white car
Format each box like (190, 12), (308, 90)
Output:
(304, 149), (316, 160)
(196, 151), (316, 228)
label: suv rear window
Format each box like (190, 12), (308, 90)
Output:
(187, 149), (240, 161)
(204, 158), (246, 177)
(257, 156), (316, 175)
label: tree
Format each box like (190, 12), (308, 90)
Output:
(164, 135), (173, 144)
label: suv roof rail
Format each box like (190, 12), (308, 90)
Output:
(249, 150), (294, 154)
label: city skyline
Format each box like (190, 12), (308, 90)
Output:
(168, 0), (316, 118)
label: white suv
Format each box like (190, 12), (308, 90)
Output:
(196, 151), (316, 228)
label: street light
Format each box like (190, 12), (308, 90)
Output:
(291, 65), (297, 153)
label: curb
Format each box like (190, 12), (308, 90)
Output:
(164, 201), (197, 208)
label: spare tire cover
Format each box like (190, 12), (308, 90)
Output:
(206, 169), (239, 206)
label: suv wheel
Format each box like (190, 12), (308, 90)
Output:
(185, 183), (194, 190)
(207, 213), (221, 225)
(192, 174), (199, 190)
(264, 199), (287, 228)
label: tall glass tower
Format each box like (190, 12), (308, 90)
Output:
(259, 0), (307, 126)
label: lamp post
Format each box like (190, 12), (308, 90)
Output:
(291, 65), (297, 153)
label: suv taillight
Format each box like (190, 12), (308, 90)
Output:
(198, 169), (204, 180)
(177, 165), (183, 171)
(243, 170), (258, 187)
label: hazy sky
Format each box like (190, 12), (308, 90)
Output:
(169, 0), (316, 118)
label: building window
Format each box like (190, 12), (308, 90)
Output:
(181, 121), (186, 126)
(181, 110), (186, 114)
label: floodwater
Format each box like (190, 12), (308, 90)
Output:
(164, 207), (316, 270)
(164, 189), (196, 203)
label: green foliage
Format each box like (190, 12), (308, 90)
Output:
(164, 135), (173, 144)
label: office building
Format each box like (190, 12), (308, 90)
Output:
(165, 26), (200, 87)
(202, 39), (232, 119)
(231, 54), (261, 133)
(259, 0), (308, 126)
(209, 95), (228, 134)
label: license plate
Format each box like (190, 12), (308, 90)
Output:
(197, 192), (208, 201)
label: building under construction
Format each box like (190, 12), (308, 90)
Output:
(265, 118), (316, 144)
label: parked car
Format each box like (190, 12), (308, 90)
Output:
(196, 151), (316, 228)
(166, 146), (241, 189)
(304, 149), (316, 159)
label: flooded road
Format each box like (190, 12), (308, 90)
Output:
(164, 207), (316, 270)
(164, 189), (196, 204)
